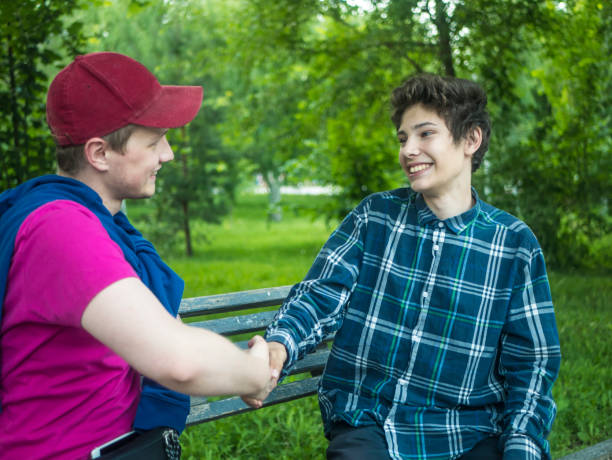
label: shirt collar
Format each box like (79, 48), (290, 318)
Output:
(415, 187), (481, 234)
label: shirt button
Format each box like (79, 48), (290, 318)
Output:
(423, 292), (428, 298)
(433, 245), (439, 251)
(438, 222), (444, 228)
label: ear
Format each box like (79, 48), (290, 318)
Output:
(464, 127), (482, 157)
(83, 137), (110, 172)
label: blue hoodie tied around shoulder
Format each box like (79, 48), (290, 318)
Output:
(0, 175), (190, 432)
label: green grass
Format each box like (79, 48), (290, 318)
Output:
(130, 193), (611, 459)
(127, 194), (336, 296)
(547, 273), (612, 457)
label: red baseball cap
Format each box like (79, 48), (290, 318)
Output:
(46, 52), (203, 146)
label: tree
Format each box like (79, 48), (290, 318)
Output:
(230, 0), (610, 269)
(218, 48), (314, 221)
(83, 0), (240, 256)
(490, 0), (612, 268)
(6, 0), (608, 268)
(211, 1), (321, 221)
(0, 0), (86, 191)
(228, 0), (480, 217)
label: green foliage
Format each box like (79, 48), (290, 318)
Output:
(0, 0), (87, 191)
(227, 0), (437, 218)
(83, 0), (241, 255)
(480, 0), (612, 270)
(141, 125), (237, 256)
(214, 1), (323, 219)
(226, 0), (611, 270)
(127, 194), (612, 459)
(587, 228), (612, 271)
(4, 0), (609, 265)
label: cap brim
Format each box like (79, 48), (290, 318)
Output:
(131, 85), (203, 128)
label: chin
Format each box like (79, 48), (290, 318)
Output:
(408, 180), (427, 193)
(132, 188), (155, 200)
(145, 183), (156, 196)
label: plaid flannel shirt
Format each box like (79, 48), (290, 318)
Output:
(266, 187), (561, 460)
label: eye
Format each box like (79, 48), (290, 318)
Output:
(148, 136), (165, 148)
(420, 130), (434, 138)
(398, 137), (407, 145)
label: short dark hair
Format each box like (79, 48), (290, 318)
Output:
(55, 124), (139, 174)
(390, 74), (491, 172)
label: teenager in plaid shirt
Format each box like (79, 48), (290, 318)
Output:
(258, 74), (561, 459)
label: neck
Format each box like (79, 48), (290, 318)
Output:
(423, 184), (474, 220)
(57, 169), (122, 215)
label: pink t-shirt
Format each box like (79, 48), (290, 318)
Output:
(0, 200), (141, 459)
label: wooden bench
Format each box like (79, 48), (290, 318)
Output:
(178, 285), (332, 425)
(558, 439), (612, 460)
(178, 286), (612, 460)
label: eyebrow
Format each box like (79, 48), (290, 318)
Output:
(397, 121), (439, 135)
(149, 128), (169, 139)
(411, 121), (438, 130)
(144, 128), (168, 145)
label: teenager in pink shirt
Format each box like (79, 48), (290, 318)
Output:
(0, 52), (273, 459)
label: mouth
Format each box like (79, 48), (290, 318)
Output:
(407, 163), (433, 176)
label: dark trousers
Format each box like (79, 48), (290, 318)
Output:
(459, 436), (502, 460)
(326, 422), (502, 460)
(326, 422), (389, 460)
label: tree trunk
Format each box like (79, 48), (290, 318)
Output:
(7, 42), (24, 184)
(264, 171), (282, 222)
(182, 199), (193, 257)
(434, 0), (456, 77)
(179, 127), (193, 256)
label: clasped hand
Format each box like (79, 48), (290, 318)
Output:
(242, 338), (288, 408)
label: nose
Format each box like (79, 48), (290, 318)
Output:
(159, 136), (174, 163)
(399, 138), (419, 159)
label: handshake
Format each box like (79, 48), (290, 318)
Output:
(241, 337), (288, 409)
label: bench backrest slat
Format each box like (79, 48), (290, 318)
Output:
(179, 285), (292, 317)
(189, 311), (278, 336)
(187, 376), (321, 425)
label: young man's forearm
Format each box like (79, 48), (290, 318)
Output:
(81, 277), (271, 398)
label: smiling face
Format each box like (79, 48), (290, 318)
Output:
(105, 126), (174, 202)
(397, 104), (475, 204)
